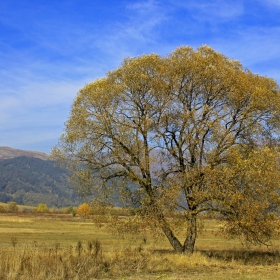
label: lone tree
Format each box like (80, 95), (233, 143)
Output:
(52, 45), (280, 254)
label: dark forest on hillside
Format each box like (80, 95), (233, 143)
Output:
(0, 156), (80, 207)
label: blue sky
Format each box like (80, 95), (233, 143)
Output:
(1, 0), (280, 154)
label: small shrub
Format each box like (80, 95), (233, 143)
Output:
(49, 207), (59, 213)
(77, 203), (92, 218)
(0, 205), (6, 213)
(10, 236), (18, 249)
(67, 206), (77, 217)
(7, 201), (18, 213)
(34, 203), (49, 213)
(76, 240), (83, 256)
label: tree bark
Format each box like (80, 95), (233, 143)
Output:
(183, 216), (197, 254)
(159, 214), (197, 254)
(161, 223), (184, 253)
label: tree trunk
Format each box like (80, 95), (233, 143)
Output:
(154, 201), (197, 254)
(182, 216), (197, 254)
(161, 223), (184, 253)
(160, 215), (197, 254)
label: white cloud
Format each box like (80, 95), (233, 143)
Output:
(210, 26), (280, 80)
(1, 0), (280, 153)
(170, 0), (244, 21)
(235, 32), (279, 63)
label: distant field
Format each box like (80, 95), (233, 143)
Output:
(0, 212), (280, 279)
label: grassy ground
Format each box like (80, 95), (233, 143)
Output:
(0, 212), (280, 279)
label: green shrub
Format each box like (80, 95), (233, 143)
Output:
(34, 203), (49, 213)
(67, 206), (77, 217)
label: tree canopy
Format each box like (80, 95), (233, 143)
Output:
(52, 45), (280, 253)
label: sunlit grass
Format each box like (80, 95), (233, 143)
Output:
(0, 213), (280, 279)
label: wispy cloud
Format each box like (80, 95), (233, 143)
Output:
(210, 26), (280, 81)
(170, 0), (244, 22)
(91, 0), (170, 58)
(126, 0), (168, 34)
(0, 0), (279, 152)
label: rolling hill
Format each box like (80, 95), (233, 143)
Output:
(0, 146), (49, 160)
(0, 149), (81, 208)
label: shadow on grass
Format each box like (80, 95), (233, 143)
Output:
(153, 248), (280, 266)
(199, 249), (280, 265)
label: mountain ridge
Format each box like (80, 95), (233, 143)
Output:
(0, 146), (49, 161)
(0, 148), (81, 207)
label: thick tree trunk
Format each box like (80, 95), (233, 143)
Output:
(183, 216), (197, 254)
(161, 223), (184, 253)
(160, 215), (197, 254)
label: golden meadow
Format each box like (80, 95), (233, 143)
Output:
(0, 203), (280, 279)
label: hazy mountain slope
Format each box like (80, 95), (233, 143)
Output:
(0, 146), (49, 160)
(0, 156), (80, 207)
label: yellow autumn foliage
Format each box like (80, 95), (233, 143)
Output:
(77, 203), (92, 217)
(52, 45), (280, 254)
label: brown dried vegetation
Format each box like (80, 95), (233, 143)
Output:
(1, 213), (280, 279)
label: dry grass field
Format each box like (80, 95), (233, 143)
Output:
(0, 211), (280, 279)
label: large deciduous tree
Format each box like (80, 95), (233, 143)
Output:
(52, 46), (280, 254)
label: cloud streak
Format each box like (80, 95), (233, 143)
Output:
(0, 0), (279, 152)
(172, 0), (244, 22)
